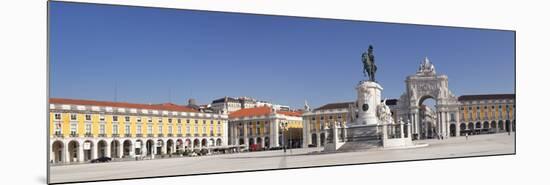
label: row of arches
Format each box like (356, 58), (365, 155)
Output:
(51, 137), (224, 164)
(449, 120), (515, 136)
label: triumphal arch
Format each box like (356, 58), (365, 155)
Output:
(397, 57), (460, 139)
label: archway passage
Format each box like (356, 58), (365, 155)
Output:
(193, 139), (200, 148)
(505, 120), (511, 132)
(450, 124), (456, 137)
(459, 123), (466, 136)
(201, 139), (208, 148)
(320, 133), (326, 146)
(67, 140), (80, 162)
(97, 140), (108, 158)
(264, 137), (270, 148)
(51, 140), (64, 163)
(146, 139), (155, 156)
(311, 133), (318, 146)
(176, 139), (183, 152)
(123, 140), (132, 157)
(238, 138), (244, 145)
(166, 139), (174, 155)
(418, 96), (437, 139)
(256, 137), (263, 148)
(111, 140), (121, 159)
(134, 140), (143, 156)
(209, 138), (215, 147)
(156, 139), (164, 155)
(216, 138), (223, 146)
(83, 140), (94, 161)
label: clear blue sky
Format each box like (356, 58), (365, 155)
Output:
(49, 2), (515, 109)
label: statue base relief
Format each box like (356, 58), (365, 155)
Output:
(323, 80), (425, 152)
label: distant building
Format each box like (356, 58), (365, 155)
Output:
(210, 96), (291, 114)
(227, 106), (303, 150)
(455, 94), (515, 136)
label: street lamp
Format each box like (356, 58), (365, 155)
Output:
(280, 122), (288, 153)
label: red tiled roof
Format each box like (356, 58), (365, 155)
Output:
(458, 94), (515, 101)
(278, 110), (302, 117)
(229, 106), (272, 119)
(229, 106), (302, 119)
(49, 98), (198, 113)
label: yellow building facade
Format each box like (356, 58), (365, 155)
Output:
(227, 106), (303, 150)
(49, 98), (228, 164)
(455, 94), (515, 136)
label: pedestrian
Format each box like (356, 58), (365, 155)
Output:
(465, 133), (469, 140)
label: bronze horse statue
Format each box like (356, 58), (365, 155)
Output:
(362, 45), (377, 81)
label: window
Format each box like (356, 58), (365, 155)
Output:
(113, 116), (118, 122)
(113, 123), (119, 134)
(70, 114), (77, 120)
(147, 125), (152, 134)
(187, 119), (190, 124)
(54, 113), (61, 120)
(158, 125), (163, 134)
(137, 117), (142, 122)
(158, 118), (163, 123)
(194, 120), (198, 124)
(148, 117), (152, 123)
(125, 124), (130, 134)
(137, 125), (142, 134)
(100, 115), (105, 121)
(450, 113), (456, 122)
(125, 116), (130, 122)
(202, 126), (206, 133)
(203, 120), (206, 124)
(329, 115), (333, 120)
(321, 116), (324, 120)
(85, 114), (91, 121)
(100, 124), (105, 134)
(168, 118), (172, 123)
(54, 122), (62, 135)
(312, 117), (315, 121)
(178, 125), (182, 134)
(70, 122), (77, 135)
(186, 125), (190, 133)
(85, 123), (91, 134)
(210, 120), (214, 124)
(177, 119), (181, 124)
(168, 125), (173, 134)
(194, 125), (198, 133)
(218, 121), (221, 124)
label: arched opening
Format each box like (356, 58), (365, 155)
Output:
(459, 123), (466, 136)
(83, 140), (94, 161)
(449, 124), (456, 137)
(201, 139), (207, 147)
(97, 140), (108, 158)
(418, 96), (437, 139)
(176, 139), (183, 152)
(256, 137), (263, 148)
(134, 140), (143, 156)
(498, 120), (504, 131)
(512, 120), (516, 132)
(110, 140), (121, 159)
(320, 133), (326, 146)
(264, 137), (270, 148)
(468, 122), (474, 130)
(209, 138), (215, 147)
(193, 139), (200, 148)
(216, 138), (223, 146)
(156, 139), (164, 155)
(238, 138), (244, 145)
(51, 140), (64, 163)
(475, 122), (481, 134)
(248, 138), (255, 148)
(123, 140), (133, 157)
(166, 139), (174, 155)
(67, 140), (80, 162)
(490, 121), (497, 129)
(146, 139), (155, 156)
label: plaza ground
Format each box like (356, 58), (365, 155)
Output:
(49, 133), (515, 184)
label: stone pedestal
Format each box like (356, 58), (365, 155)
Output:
(355, 81), (383, 126)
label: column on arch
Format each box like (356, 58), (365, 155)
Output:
(78, 140), (84, 162)
(105, 141), (111, 158)
(302, 118), (309, 148)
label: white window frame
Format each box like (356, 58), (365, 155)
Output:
(113, 123), (119, 134)
(70, 114), (77, 121)
(137, 125), (142, 134)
